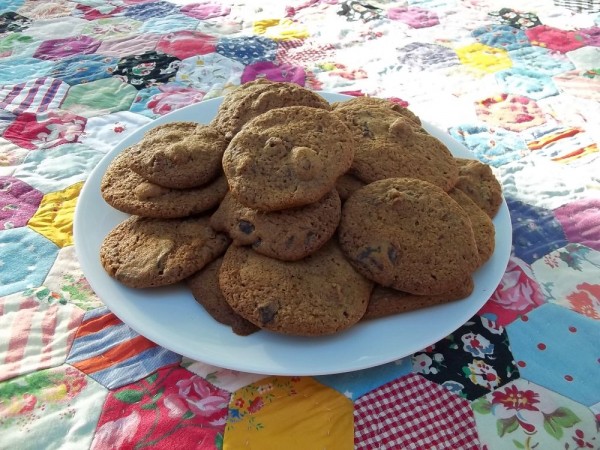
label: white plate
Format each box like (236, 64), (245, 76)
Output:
(74, 92), (511, 376)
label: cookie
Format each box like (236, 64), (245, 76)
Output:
(124, 122), (228, 189)
(335, 173), (365, 202)
(218, 240), (373, 336)
(100, 216), (230, 288)
(331, 96), (421, 126)
(186, 257), (259, 336)
(101, 152), (228, 218)
(362, 277), (475, 320)
(448, 188), (495, 267)
(333, 106), (458, 191)
(211, 79), (331, 140)
(210, 189), (341, 261)
(454, 158), (503, 218)
(222, 106), (355, 211)
(338, 178), (479, 295)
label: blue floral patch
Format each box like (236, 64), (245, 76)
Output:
(507, 197), (569, 264)
(123, 1), (179, 21)
(50, 55), (119, 86)
(216, 36), (278, 66)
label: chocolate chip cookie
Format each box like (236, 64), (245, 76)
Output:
(222, 106), (355, 211)
(338, 178), (479, 295)
(333, 106), (458, 191)
(124, 122), (228, 189)
(210, 189), (341, 261)
(454, 158), (503, 218)
(211, 79), (331, 140)
(101, 152), (228, 218)
(332, 96), (421, 126)
(218, 240), (373, 336)
(100, 216), (230, 288)
(186, 257), (259, 336)
(362, 277), (475, 320)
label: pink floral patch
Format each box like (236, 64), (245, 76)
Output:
(479, 257), (546, 325)
(0, 177), (44, 229)
(241, 61), (306, 85)
(156, 31), (218, 60)
(3, 111), (87, 150)
(180, 2), (231, 20)
(33, 35), (101, 61)
(146, 85), (205, 116)
(387, 7), (439, 28)
(91, 366), (229, 450)
(525, 25), (585, 53)
(554, 198), (600, 252)
(476, 93), (546, 131)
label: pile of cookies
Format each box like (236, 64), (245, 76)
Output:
(99, 79), (502, 337)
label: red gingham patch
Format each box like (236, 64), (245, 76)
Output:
(354, 373), (480, 450)
(276, 39), (335, 65)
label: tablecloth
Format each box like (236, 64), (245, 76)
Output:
(1, 0), (599, 449)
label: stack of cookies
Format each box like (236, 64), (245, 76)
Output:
(99, 79), (502, 337)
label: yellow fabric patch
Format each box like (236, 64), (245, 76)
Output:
(224, 376), (353, 449)
(456, 43), (512, 73)
(253, 18), (309, 41)
(28, 182), (82, 248)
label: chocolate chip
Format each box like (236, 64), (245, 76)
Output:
(257, 302), (279, 325)
(238, 220), (255, 234)
(387, 244), (400, 264)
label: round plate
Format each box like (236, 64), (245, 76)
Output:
(74, 92), (511, 376)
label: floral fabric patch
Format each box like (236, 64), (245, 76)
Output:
(488, 8), (541, 30)
(112, 50), (181, 90)
(473, 379), (598, 449)
(0, 11), (31, 33)
(216, 35), (278, 65)
(33, 36), (101, 61)
(472, 24), (531, 51)
(554, 200), (600, 252)
(412, 315), (520, 400)
(0, 365), (106, 449)
(91, 366), (228, 449)
(479, 256), (546, 326)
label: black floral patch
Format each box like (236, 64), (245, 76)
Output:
(0, 12), (32, 34)
(337, 1), (383, 22)
(111, 51), (181, 90)
(488, 8), (542, 30)
(412, 314), (520, 400)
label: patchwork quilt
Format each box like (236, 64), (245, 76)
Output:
(1, 0), (599, 448)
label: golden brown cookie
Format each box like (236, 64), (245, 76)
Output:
(186, 257), (259, 336)
(335, 173), (366, 202)
(454, 158), (503, 218)
(362, 277), (475, 320)
(210, 189), (341, 261)
(448, 188), (495, 267)
(331, 96), (421, 126)
(333, 106), (458, 191)
(218, 240), (373, 336)
(222, 106), (355, 211)
(100, 216), (230, 288)
(338, 178), (479, 295)
(211, 79), (331, 140)
(101, 152), (228, 218)
(124, 122), (228, 189)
